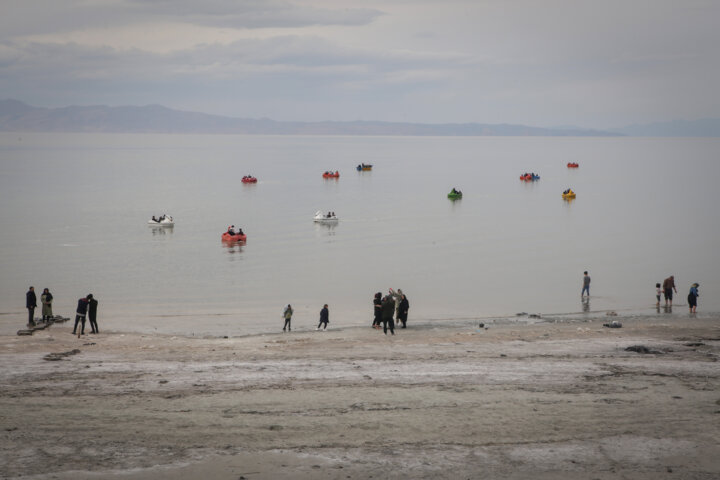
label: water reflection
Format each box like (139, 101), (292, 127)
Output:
(150, 226), (173, 236)
(581, 296), (590, 312)
(314, 222), (337, 236)
(222, 239), (245, 255)
(449, 197), (462, 212)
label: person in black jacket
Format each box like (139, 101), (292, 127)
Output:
(87, 294), (99, 334)
(73, 296), (89, 336)
(317, 304), (329, 330)
(26, 286), (37, 326)
(397, 293), (410, 328)
(381, 295), (395, 335)
(372, 292), (382, 329)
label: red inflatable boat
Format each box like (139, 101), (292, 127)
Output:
(221, 232), (247, 242)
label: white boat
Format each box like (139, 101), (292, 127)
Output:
(148, 215), (174, 227)
(313, 211), (338, 223)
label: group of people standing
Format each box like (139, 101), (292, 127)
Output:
(25, 286), (54, 326)
(73, 294), (99, 336)
(279, 289), (409, 335)
(582, 271), (700, 313)
(24, 286), (99, 335)
(372, 288), (409, 335)
(656, 275), (700, 313)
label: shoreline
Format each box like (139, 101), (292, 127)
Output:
(2, 314), (719, 479)
(3, 302), (713, 339)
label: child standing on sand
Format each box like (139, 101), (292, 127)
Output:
(656, 283), (662, 306)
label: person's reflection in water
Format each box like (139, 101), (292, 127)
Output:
(582, 296), (590, 313)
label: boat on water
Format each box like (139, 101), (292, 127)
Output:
(148, 215), (174, 227)
(519, 173), (540, 181)
(447, 189), (463, 200)
(314, 211), (339, 223)
(222, 231), (247, 242)
(241, 175), (258, 183)
(356, 163), (373, 171)
(567, 163), (579, 168)
(322, 171), (340, 178)
(562, 189), (576, 199)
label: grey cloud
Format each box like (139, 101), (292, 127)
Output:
(128, 0), (383, 29)
(0, 0), (382, 39)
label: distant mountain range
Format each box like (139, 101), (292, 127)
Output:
(1, 99), (718, 137)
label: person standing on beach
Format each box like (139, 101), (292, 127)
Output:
(397, 293), (410, 328)
(372, 292), (382, 329)
(663, 275), (677, 306)
(41, 288), (53, 322)
(26, 286), (37, 326)
(87, 294), (99, 334)
(656, 283), (662, 307)
(283, 304), (293, 331)
(381, 295), (395, 335)
(687, 283), (699, 313)
(581, 271), (591, 297)
(73, 295), (89, 336)
(317, 304), (329, 330)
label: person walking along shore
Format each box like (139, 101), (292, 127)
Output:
(581, 271), (591, 297)
(283, 304), (293, 331)
(317, 304), (329, 331)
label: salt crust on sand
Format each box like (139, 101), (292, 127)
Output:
(1, 316), (719, 479)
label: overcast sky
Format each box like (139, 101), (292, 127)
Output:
(1, 0), (718, 128)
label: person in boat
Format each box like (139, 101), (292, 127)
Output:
(326, 212), (332, 218)
(227, 225), (236, 235)
(237, 227), (244, 236)
(451, 188), (457, 194)
(152, 216), (158, 223)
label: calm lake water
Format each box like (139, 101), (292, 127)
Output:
(1, 133), (718, 336)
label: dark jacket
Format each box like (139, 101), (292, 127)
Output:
(398, 297), (410, 318)
(320, 306), (329, 323)
(381, 297), (395, 320)
(373, 294), (382, 320)
(88, 299), (98, 318)
(26, 290), (37, 308)
(76, 298), (89, 315)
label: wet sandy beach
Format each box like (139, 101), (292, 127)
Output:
(1, 315), (719, 479)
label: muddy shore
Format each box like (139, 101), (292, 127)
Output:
(1, 315), (719, 479)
